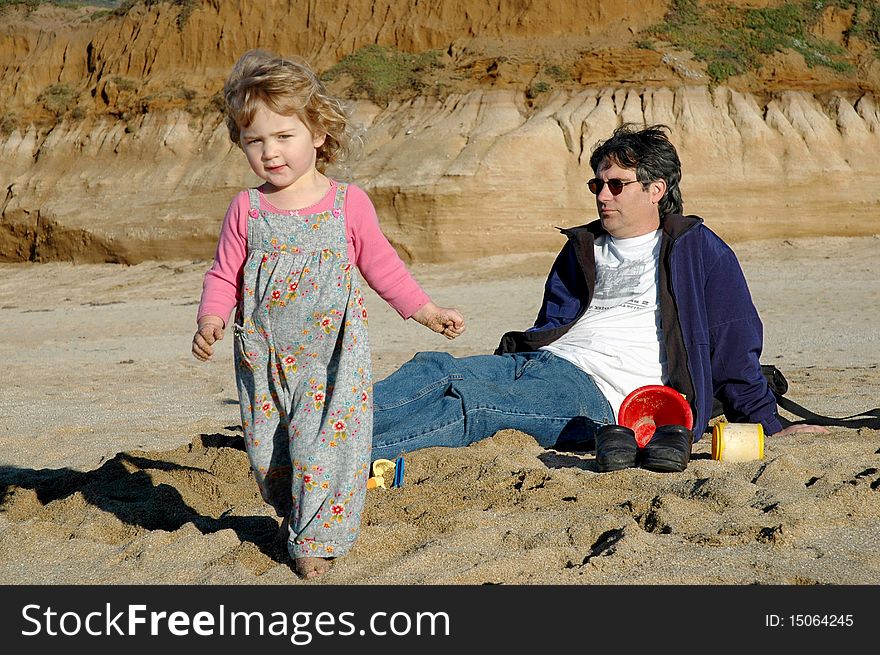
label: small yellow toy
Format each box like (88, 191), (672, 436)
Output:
(367, 458), (396, 489)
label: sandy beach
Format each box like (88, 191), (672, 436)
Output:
(0, 234), (878, 584)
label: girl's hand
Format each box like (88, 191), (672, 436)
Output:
(411, 302), (466, 340)
(192, 316), (225, 361)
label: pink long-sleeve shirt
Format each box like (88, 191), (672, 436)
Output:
(197, 181), (431, 326)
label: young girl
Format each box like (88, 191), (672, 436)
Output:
(191, 49), (465, 579)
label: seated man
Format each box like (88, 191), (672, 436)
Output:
(371, 124), (822, 466)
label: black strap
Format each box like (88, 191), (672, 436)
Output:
(774, 394), (880, 429)
(713, 364), (880, 430)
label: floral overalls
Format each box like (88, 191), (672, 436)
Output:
(233, 182), (371, 559)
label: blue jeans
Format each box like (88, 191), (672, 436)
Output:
(371, 350), (614, 459)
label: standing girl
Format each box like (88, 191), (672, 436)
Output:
(191, 49), (465, 579)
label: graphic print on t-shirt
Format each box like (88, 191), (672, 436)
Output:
(590, 256), (653, 313)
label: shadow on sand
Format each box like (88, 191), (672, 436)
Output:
(0, 429), (290, 567)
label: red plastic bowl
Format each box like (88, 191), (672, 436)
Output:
(618, 385), (694, 448)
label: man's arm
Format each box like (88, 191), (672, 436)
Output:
(705, 247), (827, 436)
(704, 243), (783, 434)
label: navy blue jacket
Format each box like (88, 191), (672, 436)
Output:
(495, 214), (782, 439)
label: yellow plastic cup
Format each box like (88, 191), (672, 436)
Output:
(711, 422), (764, 462)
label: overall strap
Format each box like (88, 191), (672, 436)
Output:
(332, 181), (348, 212)
(244, 188), (262, 247)
(247, 188), (261, 212)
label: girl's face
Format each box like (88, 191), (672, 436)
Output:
(238, 102), (326, 192)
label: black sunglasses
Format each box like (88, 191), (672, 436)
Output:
(587, 178), (641, 195)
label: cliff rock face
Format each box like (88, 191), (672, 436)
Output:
(359, 87), (880, 262)
(1, 0), (667, 118)
(3, 86), (878, 264)
(1, 1), (878, 264)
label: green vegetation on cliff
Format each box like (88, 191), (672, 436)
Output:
(321, 45), (442, 105)
(647, 0), (879, 83)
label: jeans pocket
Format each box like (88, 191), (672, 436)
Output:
(513, 350), (552, 379)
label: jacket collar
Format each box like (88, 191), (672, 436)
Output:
(558, 213), (703, 243)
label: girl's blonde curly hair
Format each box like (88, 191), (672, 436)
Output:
(223, 49), (351, 171)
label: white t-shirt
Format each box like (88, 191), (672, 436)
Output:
(540, 229), (667, 420)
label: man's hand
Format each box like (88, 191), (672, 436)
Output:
(192, 316), (225, 361)
(411, 301), (466, 340)
(772, 423), (830, 437)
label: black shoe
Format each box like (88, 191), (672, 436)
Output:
(595, 424), (639, 472)
(639, 424), (693, 473)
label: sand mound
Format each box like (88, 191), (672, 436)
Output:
(1, 416), (877, 585)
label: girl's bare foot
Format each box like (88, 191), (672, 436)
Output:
(276, 518), (333, 578)
(294, 557), (333, 579)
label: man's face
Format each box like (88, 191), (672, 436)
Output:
(593, 160), (666, 239)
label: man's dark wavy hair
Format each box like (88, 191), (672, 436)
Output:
(589, 123), (683, 217)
